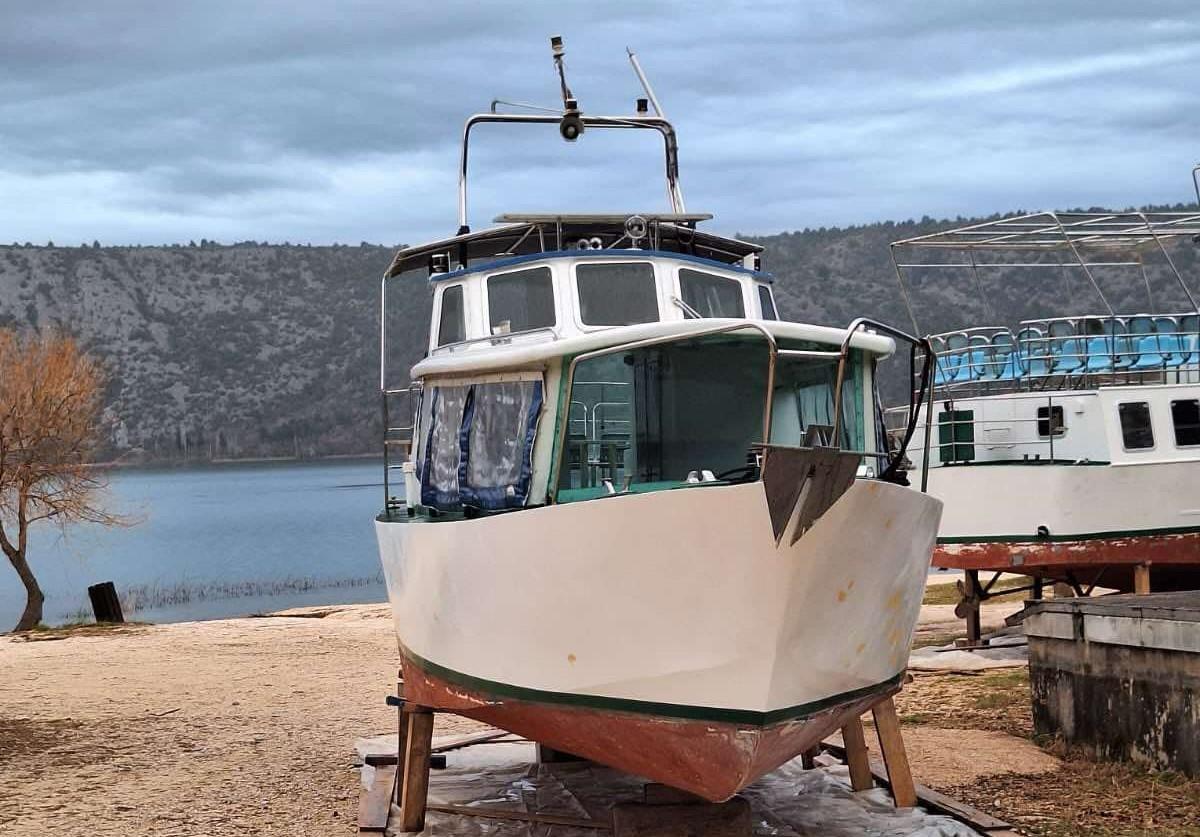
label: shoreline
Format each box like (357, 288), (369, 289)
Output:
(87, 451), (384, 472)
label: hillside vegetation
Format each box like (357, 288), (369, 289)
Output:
(1, 207), (1196, 463)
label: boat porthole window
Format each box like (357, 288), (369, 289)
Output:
(757, 285), (778, 320)
(576, 262), (659, 326)
(1036, 405), (1065, 437)
(679, 268), (745, 318)
(1118, 401), (1154, 451)
(437, 285), (466, 346)
(1171, 399), (1200, 447)
(487, 266), (555, 335)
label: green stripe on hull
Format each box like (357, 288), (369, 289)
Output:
(401, 643), (903, 727)
(939, 523), (1200, 546)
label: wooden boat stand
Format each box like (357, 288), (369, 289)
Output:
(361, 682), (1015, 835)
(959, 563), (1158, 645)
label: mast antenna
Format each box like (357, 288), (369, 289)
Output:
(626, 47), (666, 119)
(550, 36), (584, 141)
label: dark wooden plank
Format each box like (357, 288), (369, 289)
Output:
(87, 581), (125, 623)
(357, 764), (396, 832)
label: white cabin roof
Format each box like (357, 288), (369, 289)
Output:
(412, 317), (895, 378)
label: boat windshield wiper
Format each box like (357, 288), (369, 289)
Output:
(671, 296), (702, 319)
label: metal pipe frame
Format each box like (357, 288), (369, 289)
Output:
(458, 113), (684, 231)
(832, 318), (935, 491)
(889, 209), (1200, 335)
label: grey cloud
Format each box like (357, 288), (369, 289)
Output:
(0, 1), (1196, 246)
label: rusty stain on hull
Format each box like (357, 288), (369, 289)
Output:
(400, 655), (897, 802)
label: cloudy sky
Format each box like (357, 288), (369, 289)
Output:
(1, 1), (1198, 246)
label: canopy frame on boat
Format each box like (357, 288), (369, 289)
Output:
(890, 210), (1200, 334)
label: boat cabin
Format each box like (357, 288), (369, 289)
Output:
(428, 249), (778, 357)
(377, 79), (933, 519)
(382, 216), (928, 518)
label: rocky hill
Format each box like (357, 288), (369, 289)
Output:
(0, 242), (425, 461)
(1, 207), (1196, 462)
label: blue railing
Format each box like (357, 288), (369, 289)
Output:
(927, 313), (1200, 391)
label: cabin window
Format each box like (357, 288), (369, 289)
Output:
(437, 285), (466, 346)
(758, 285), (778, 320)
(768, 352), (864, 450)
(487, 266), (555, 335)
(420, 378), (543, 512)
(420, 385), (470, 508)
(576, 262), (659, 326)
(1171, 399), (1200, 447)
(679, 269), (744, 318)
(1037, 405), (1065, 437)
(461, 380), (543, 509)
(1118, 402), (1154, 450)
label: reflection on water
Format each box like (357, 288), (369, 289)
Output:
(0, 459), (391, 627)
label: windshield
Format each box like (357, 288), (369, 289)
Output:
(557, 336), (866, 498)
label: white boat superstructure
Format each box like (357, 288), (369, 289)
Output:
(886, 208), (1200, 629)
(373, 38), (943, 800)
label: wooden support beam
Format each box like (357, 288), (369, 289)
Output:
(398, 707), (434, 832)
(1134, 563), (1152, 595)
(871, 697), (917, 809)
(820, 738), (1013, 832)
(840, 716), (874, 792)
(964, 570), (982, 644)
(393, 707), (410, 801)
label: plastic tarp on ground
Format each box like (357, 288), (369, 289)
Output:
(356, 739), (981, 837)
(908, 632), (1029, 673)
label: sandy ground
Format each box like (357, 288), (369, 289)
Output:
(0, 596), (1062, 837)
(0, 606), (482, 837)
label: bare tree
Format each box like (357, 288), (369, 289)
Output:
(0, 330), (123, 631)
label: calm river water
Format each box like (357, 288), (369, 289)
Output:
(0, 459), (390, 628)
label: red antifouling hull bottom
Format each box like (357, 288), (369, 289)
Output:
(400, 655), (897, 802)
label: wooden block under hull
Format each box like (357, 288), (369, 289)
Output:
(400, 655), (899, 802)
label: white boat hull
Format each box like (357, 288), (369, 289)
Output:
(375, 479), (941, 797)
(930, 462), (1200, 589)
